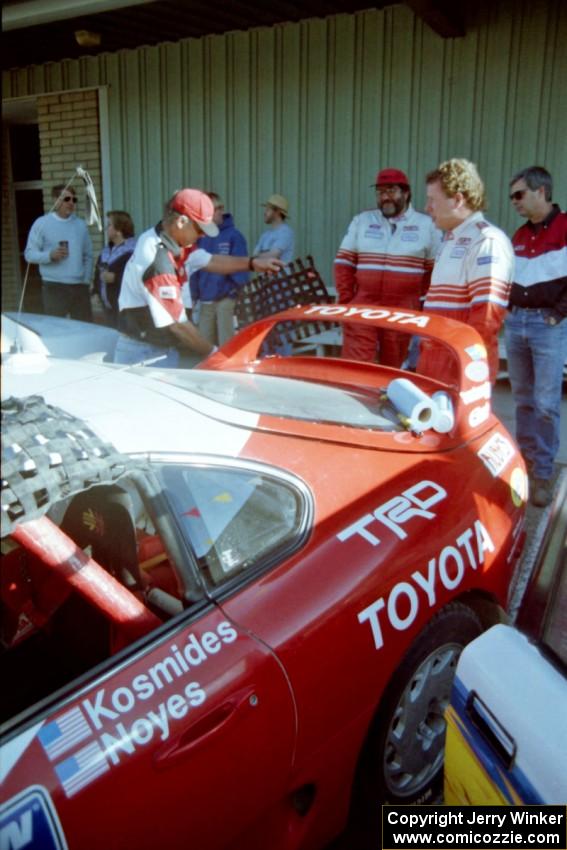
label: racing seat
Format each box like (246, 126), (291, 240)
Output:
(0, 493), (140, 718)
(61, 486), (143, 592)
(61, 487), (183, 621)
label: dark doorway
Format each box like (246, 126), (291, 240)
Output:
(13, 189), (45, 313)
(9, 120), (44, 312)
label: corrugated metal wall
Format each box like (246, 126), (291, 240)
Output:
(3, 0), (566, 288)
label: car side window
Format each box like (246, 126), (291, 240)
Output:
(156, 463), (306, 587)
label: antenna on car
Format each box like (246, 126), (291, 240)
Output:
(75, 166), (102, 232)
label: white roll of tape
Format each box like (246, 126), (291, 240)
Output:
(386, 378), (435, 431)
(432, 391), (455, 433)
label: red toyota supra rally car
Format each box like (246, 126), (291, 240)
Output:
(1, 305), (526, 850)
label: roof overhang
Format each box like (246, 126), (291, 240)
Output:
(2, 0), (465, 71)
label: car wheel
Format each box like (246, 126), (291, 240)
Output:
(359, 602), (483, 810)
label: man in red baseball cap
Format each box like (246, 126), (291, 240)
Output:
(334, 166), (441, 365)
(116, 189), (282, 366)
(374, 168), (411, 217)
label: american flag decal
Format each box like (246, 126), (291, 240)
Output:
(55, 741), (110, 798)
(38, 706), (92, 761)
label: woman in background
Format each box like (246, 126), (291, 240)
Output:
(95, 210), (136, 327)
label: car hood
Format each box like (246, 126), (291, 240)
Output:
(1, 352), (501, 457)
(1, 354), (258, 458)
(4, 354), (397, 459)
(2, 312), (119, 362)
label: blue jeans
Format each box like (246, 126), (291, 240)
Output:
(504, 307), (567, 479)
(113, 334), (180, 368)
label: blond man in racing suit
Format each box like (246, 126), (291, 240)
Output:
(418, 159), (514, 385)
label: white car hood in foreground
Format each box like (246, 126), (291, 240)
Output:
(1, 354), (258, 459)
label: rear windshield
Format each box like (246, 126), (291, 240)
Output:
(155, 371), (402, 432)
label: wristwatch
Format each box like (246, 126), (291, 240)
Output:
(248, 256), (256, 270)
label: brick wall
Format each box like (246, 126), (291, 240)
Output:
(38, 90), (104, 261)
(2, 89), (104, 312)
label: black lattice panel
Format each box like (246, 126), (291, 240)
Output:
(235, 256), (332, 329)
(235, 256), (335, 353)
(1, 395), (132, 537)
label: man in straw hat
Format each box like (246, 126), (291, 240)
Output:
(253, 193), (295, 265)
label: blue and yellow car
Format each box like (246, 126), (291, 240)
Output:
(445, 474), (567, 805)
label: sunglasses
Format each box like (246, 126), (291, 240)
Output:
(62, 195), (78, 203)
(509, 190), (527, 202)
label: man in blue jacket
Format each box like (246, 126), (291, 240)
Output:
(189, 192), (249, 346)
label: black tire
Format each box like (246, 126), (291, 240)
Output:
(349, 603), (482, 843)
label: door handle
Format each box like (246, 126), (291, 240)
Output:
(154, 686), (256, 769)
(467, 690), (516, 768)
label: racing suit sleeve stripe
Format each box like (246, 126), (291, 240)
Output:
(144, 273), (186, 325)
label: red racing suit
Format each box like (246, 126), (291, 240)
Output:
(418, 212), (514, 384)
(334, 206), (441, 365)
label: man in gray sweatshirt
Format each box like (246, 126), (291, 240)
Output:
(25, 184), (93, 320)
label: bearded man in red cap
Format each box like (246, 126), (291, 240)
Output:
(117, 189), (282, 367)
(334, 167), (441, 365)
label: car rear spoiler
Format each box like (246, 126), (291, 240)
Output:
(202, 303), (494, 438)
